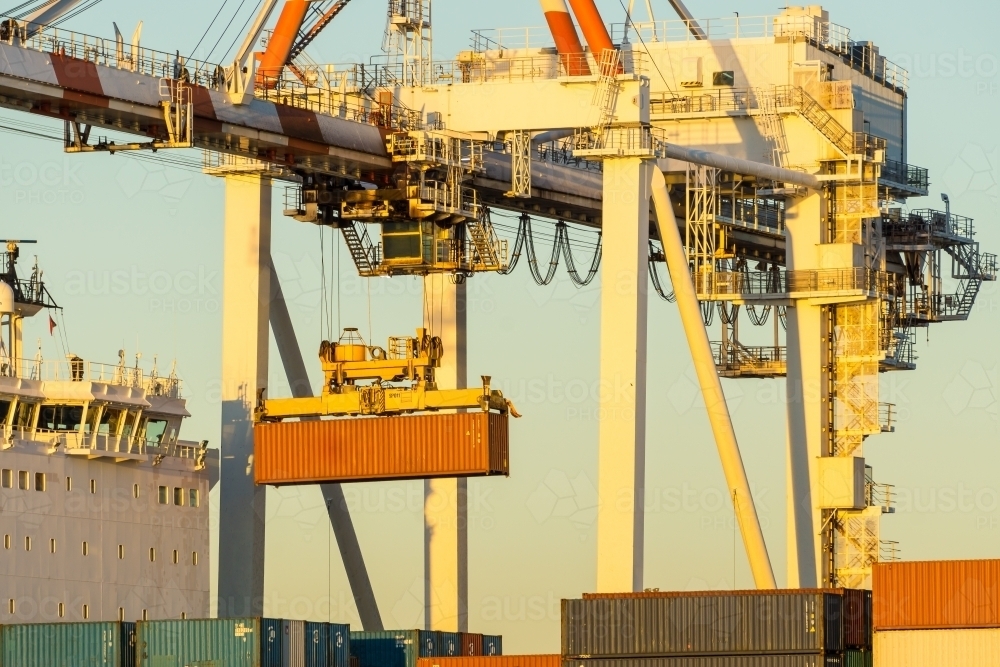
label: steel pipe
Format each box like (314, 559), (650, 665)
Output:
(660, 143), (822, 190)
(257, 0), (310, 89)
(649, 168), (777, 590)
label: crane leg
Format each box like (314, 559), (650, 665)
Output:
(649, 169), (777, 589)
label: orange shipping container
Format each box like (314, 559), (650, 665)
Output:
(255, 412), (509, 485)
(872, 559), (1000, 630)
(416, 657), (560, 667)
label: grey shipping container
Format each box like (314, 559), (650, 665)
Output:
(351, 630), (438, 667)
(0, 621), (136, 667)
(482, 636), (503, 656)
(285, 620), (307, 667)
(562, 593), (844, 658)
(137, 618), (284, 667)
(561, 655), (843, 667)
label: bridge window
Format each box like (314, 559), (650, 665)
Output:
(13, 402), (34, 429)
(38, 405), (84, 432)
(0, 399), (10, 423)
(173, 487), (184, 506)
(100, 408), (125, 435)
(158, 486), (168, 504)
(189, 489), (200, 508)
(34, 473), (45, 491)
(1, 469), (10, 488)
(17, 471), (27, 490)
(122, 411), (139, 439)
(713, 70), (735, 86)
(382, 221), (423, 261)
(143, 418), (169, 446)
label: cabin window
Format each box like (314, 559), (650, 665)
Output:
(13, 402), (34, 429)
(38, 404), (84, 431)
(172, 549), (179, 564)
(84, 406), (100, 435)
(118, 544), (124, 559)
(49, 538), (56, 553)
(149, 548), (156, 562)
(118, 607), (125, 621)
(142, 609), (148, 621)
(0, 399), (11, 424)
(1, 469), (11, 488)
(17, 471), (28, 490)
(189, 489), (200, 508)
(173, 487), (184, 506)
(122, 411), (139, 438)
(100, 408), (125, 435)
(8, 599), (13, 614)
(144, 418), (169, 446)
(3, 535), (9, 549)
(58, 602), (64, 618)
(65, 476), (72, 491)
(89, 479), (96, 494)
(133, 484), (140, 499)
(192, 551), (198, 566)
(158, 486), (168, 504)
(82, 541), (89, 556)
(24, 536), (30, 551)
(34, 473), (45, 492)
(82, 604), (89, 620)
(713, 70), (735, 86)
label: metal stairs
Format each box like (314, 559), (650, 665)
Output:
(466, 210), (505, 271)
(785, 86), (855, 156)
(340, 222), (378, 277)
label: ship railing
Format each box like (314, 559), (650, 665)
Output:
(1, 358), (183, 397)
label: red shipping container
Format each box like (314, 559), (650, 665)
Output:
(458, 633), (483, 656)
(873, 559), (1000, 630)
(255, 412), (509, 485)
(416, 657), (560, 667)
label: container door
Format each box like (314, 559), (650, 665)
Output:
(286, 620), (305, 667)
(305, 623), (329, 667)
(329, 625), (349, 667)
(262, 619), (283, 667)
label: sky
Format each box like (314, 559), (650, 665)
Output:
(1, 0), (998, 654)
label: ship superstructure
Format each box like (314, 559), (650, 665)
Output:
(0, 243), (214, 623)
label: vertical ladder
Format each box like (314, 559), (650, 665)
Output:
(751, 87), (787, 167)
(591, 48), (622, 145)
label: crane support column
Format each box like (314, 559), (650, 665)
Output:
(268, 259), (385, 631)
(424, 274), (469, 631)
(650, 170), (776, 589)
(217, 174), (271, 616)
(595, 157), (650, 593)
(784, 192), (826, 588)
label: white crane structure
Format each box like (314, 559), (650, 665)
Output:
(0, 0), (991, 625)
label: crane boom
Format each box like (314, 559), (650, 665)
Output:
(256, 0), (354, 88)
(19, 0), (87, 36)
(287, 0), (352, 64)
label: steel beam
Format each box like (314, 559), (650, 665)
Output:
(268, 259), (385, 631)
(217, 174), (271, 616)
(423, 274), (468, 631)
(595, 158), (650, 593)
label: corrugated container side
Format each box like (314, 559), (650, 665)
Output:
(416, 656), (560, 667)
(873, 628), (1000, 667)
(122, 622), (138, 667)
(439, 632), (462, 656)
(351, 630), (437, 667)
(582, 589), (839, 600)
(306, 622), (330, 667)
(459, 633), (483, 656)
(482, 636), (503, 656)
(562, 593), (843, 657)
(843, 649), (872, 667)
(255, 412), (509, 485)
(285, 620), (306, 667)
(330, 623), (351, 667)
(872, 559), (1000, 630)
(137, 618), (284, 667)
(1, 622), (131, 667)
(559, 655), (844, 667)
(842, 589), (873, 648)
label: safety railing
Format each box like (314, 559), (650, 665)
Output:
(881, 160), (930, 193)
(0, 357), (182, 397)
(712, 343), (787, 373)
(470, 27), (553, 52)
(418, 181), (481, 219)
(879, 540), (901, 562)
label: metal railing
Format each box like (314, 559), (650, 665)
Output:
(712, 343), (787, 372)
(881, 160), (930, 192)
(470, 27), (553, 52)
(0, 357), (182, 397)
(867, 480), (895, 513)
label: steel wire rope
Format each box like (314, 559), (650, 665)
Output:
(718, 302), (739, 326)
(47, 0), (105, 28)
(319, 225), (328, 341)
(522, 214), (562, 286)
(701, 299), (714, 326)
(647, 243), (676, 302)
(496, 213), (527, 276)
(4, 1), (48, 19)
(189, 0), (232, 60)
(219, 0), (260, 64)
(617, 0), (674, 95)
(206, 0), (250, 63)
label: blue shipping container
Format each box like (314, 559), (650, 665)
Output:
(329, 623), (351, 667)
(0, 621), (136, 667)
(438, 632), (462, 656)
(306, 622), (330, 667)
(137, 618), (284, 667)
(351, 630), (437, 667)
(482, 635), (503, 656)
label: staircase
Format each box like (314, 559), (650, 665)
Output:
(466, 211), (506, 271)
(340, 222), (379, 276)
(778, 86), (855, 156)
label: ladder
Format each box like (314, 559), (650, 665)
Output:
(340, 222), (378, 276)
(751, 87), (787, 167)
(591, 48), (622, 145)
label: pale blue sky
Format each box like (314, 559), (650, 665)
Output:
(1, 0), (998, 654)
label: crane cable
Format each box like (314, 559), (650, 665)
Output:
(189, 0), (232, 59)
(498, 213), (602, 287)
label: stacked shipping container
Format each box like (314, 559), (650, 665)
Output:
(564, 589), (875, 666)
(350, 631), (503, 667)
(872, 559), (1000, 667)
(0, 622), (137, 667)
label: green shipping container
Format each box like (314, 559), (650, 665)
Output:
(844, 650), (873, 667)
(137, 618), (284, 667)
(0, 622), (136, 667)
